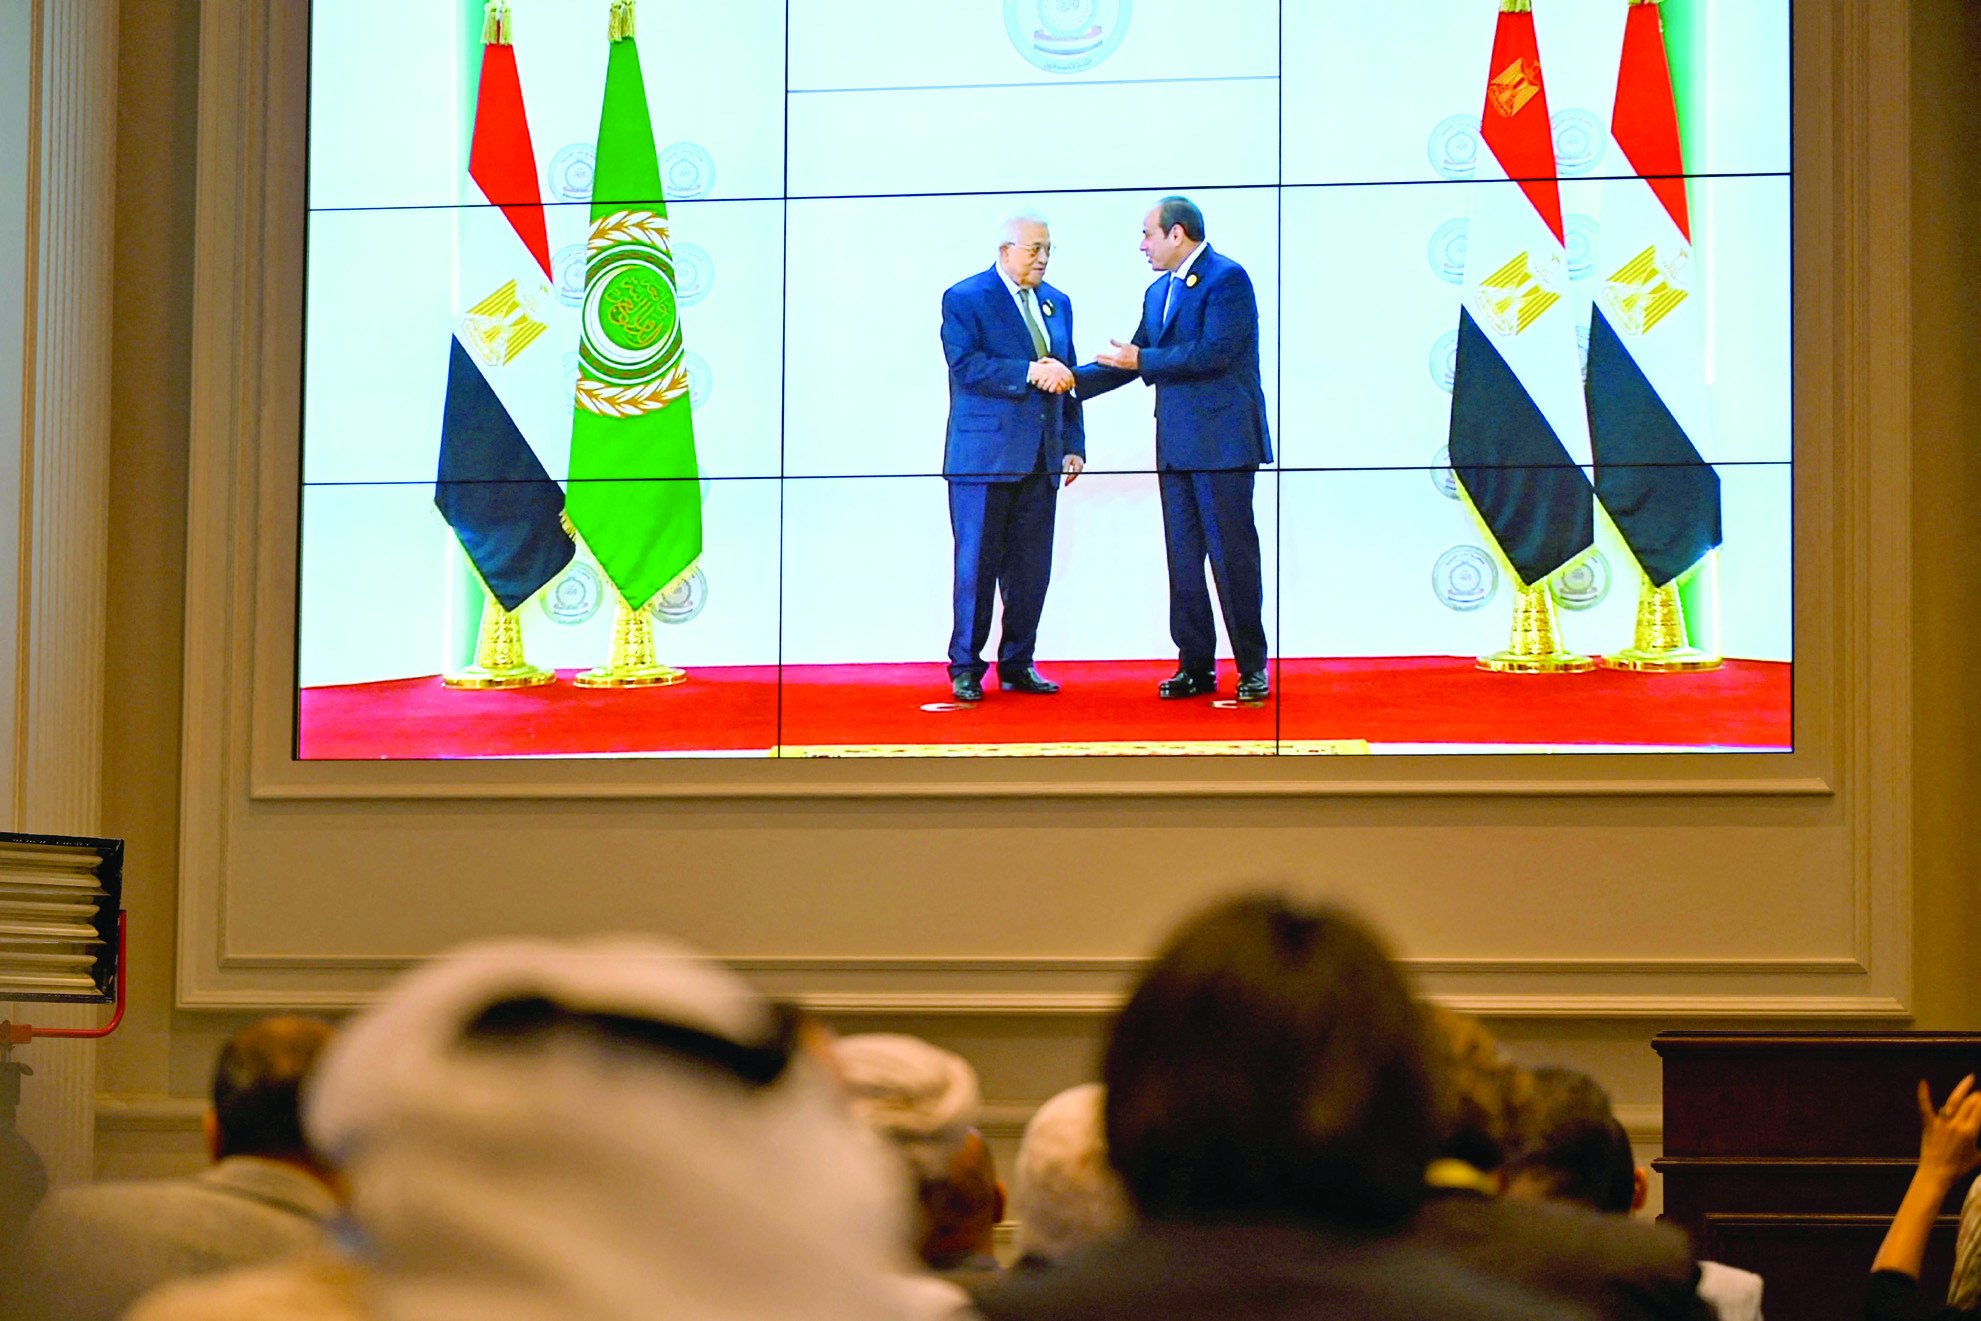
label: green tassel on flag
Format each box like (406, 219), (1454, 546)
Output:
(482, 1), (512, 46)
(565, 9), (702, 613)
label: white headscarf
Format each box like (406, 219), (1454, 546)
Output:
(305, 937), (971, 1321)
(1010, 1083), (1130, 1262)
(832, 1033), (982, 1182)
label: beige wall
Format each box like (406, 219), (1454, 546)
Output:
(88, 0), (1981, 1199)
(1906, 0), (1981, 1030)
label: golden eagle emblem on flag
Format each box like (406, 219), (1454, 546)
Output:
(1488, 57), (1543, 119)
(1477, 250), (1563, 337)
(460, 278), (551, 369)
(1598, 244), (1691, 337)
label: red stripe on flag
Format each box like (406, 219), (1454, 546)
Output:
(1611, 2), (1690, 241)
(469, 45), (552, 280)
(1478, 10), (1564, 246)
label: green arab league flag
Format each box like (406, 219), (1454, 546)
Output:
(566, 4), (701, 613)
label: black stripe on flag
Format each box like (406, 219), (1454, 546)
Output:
(434, 338), (576, 612)
(1585, 309), (1722, 587)
(1449, 307), (1595, 587)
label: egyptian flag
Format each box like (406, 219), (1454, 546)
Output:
(1584, 0), (1720, 586)
(433, 3), (575, 612)
(1449, 0), (1595, 588)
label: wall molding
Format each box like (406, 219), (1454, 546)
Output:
(216, 953), (1869, 978)
(97, 1093), (1672, 1160)
(242, 769), (1841, 803)
(184, 952), (1882, 1020)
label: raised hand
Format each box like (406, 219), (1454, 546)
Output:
(1915, 1075), (1981, 1183)
(1094, 338), (1140, 371)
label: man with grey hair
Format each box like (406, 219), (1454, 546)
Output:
(1010, 1082), (1131, 1268)
(834, 1032), (1006, 1292)
(939, 207), (1086, 704)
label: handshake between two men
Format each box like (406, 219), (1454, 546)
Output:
(1025, 335), (1140, 396)
(1025, 357), (1076, 394)
(941, 198), (1271, 706)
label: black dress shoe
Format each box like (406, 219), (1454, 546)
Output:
(951, 673), (984, 702)
(1157, 669), (1217, 699)
(1000, 666), (1060, 695)
(1236, 669), (1271, 701)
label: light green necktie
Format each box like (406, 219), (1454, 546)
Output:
(1018, 288), (1048, 358)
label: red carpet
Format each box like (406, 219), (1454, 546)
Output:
(297, 657), (1790, 759)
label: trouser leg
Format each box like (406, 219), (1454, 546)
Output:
(948, 482), (1011, 678)
(1159, 468), (1216, 674)
(995, 471), (1057, 679)
(1199, 467), (1268, 675)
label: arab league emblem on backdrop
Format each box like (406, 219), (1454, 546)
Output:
(1005, 0), (1131, 75)
(1433, 546), (1498, 613)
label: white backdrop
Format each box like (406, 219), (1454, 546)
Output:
(298, 0), (1791, 688)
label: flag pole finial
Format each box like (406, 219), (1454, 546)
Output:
(609, 0), (638, 42)
(482, 1), (513, 46)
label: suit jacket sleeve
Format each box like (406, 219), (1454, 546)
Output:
(1073, 299), (1153, 401)
(1137, 263), (1258, 383)
(942, 283), (1032, 399)
(1060, 300), (1086, 459)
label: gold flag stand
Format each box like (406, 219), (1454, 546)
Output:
(1603, 573), (1722, 672)
(574, 600), (687, 688)
(444, 589), (556, 689)
(1478, 581), (1595, 674)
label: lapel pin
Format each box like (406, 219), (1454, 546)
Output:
(1041, 300), (1055, 317)
(1185, 273), (1199, 289)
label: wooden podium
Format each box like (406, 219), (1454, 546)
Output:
(1656, 1032), (1981, 1321)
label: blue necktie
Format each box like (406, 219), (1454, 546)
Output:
(1161, 273), (1183, 329)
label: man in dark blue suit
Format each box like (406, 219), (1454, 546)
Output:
(940, 210), (1086, 704)
(1077, 196), (1272, 701)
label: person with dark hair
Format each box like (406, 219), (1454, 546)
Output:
(1505, 1067), (1641, 1214)
(208, 1015), (340, 1169)
(1076, 195), (1273, 703)
(15, 1016), (341, 1321)
(979, 893), (1591, 1321)
(1411, 1014), (1712, 1321)
(1506, 1067), (1763, 1321)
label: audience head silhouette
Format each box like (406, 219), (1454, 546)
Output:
(1504, 1066), (1640, 1214)
(1104, 893), (1437, 1231)
(1423, 1004), (1534, 1175)
(1010, 1082), (1130, 1266)
(14, 1015), (341, 1321)
(207, 1016), (336, 1170)
(832, 1032), (1004, 1274)
(297, 936), (966, 1321)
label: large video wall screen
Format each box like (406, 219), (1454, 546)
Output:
(298, 0), (1791, 759)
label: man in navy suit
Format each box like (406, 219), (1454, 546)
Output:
(1078, 196), (1271, 701)
(939, 210), (1086, 704)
